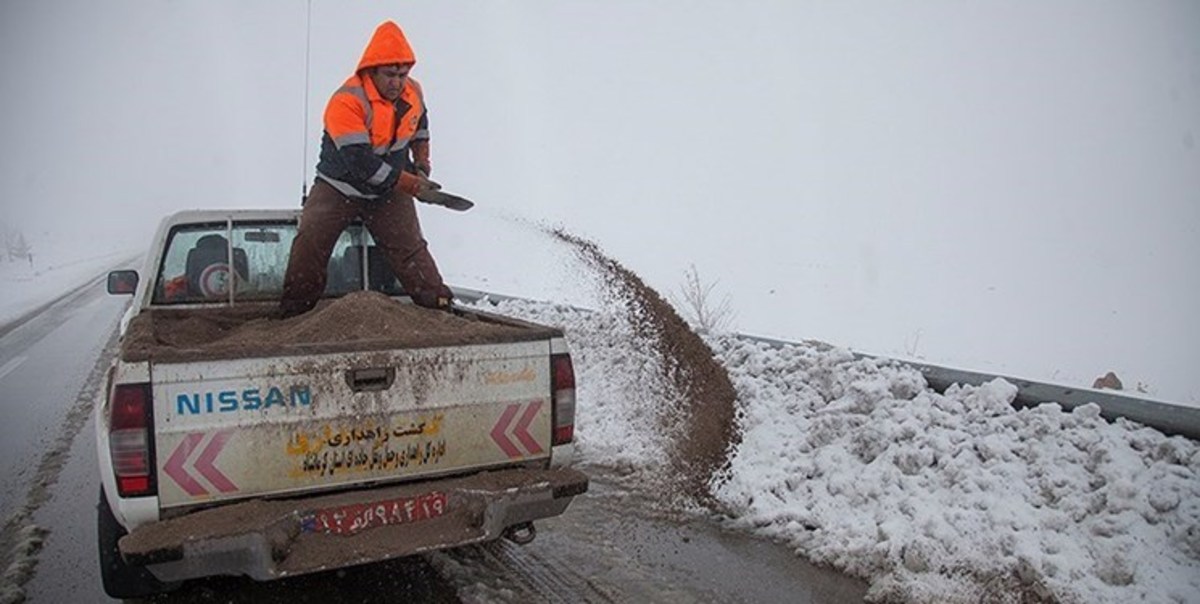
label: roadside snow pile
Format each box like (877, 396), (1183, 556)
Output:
(470, 297), (1200, 604)
(711, 336), (1200, 604)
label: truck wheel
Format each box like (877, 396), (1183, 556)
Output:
(97, 489), (179, 598)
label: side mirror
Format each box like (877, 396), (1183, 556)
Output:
(107, 270), (139, 295)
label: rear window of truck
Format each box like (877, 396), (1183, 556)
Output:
(152, 221), (405, 304)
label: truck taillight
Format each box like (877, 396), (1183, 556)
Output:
(110, 383), (155, 497)
(551, 354), (576, 445)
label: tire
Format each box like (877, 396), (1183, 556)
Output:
(96, 489), (179, 599)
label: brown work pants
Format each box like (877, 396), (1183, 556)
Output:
(279, 179), (450, 316)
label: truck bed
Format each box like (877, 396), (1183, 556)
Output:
(121, 291), (559, 363)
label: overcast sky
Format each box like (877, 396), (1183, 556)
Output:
(1, 1), (1197, 403)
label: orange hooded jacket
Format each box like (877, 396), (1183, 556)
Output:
(315, 21), (430, 199)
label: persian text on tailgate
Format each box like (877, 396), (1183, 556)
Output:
(297, 440), (448, 477)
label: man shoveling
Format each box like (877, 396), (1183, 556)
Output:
(280, 20), (471, 318)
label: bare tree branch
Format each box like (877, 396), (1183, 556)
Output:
(670, 264), (735, 334)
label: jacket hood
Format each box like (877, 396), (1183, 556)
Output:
(356, 20), (416, 73)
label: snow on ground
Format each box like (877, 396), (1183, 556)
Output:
(0, 524), (46, 604)
(711, 337), (1200, 603)
(474, 297), (1200, 604)
(0, 250), (137, 327)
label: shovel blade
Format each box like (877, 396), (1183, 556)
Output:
(416, 190), (474, 211)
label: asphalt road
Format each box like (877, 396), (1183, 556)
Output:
(1, 279), (868, 603)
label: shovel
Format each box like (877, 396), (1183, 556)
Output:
(412, 166), (474, 211)
(415, 189), (474, 211)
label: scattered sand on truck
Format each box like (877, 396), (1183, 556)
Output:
(121, 291), (551, 363)
(548, 228), (740, 506)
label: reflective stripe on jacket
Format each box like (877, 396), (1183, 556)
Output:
(315, 21), (430, 199)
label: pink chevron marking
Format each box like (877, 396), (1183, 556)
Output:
(490, 404), (522, 458)
(194, 430), (237, 493)
(513, 401), (543, 455)
(164, 433), (207, 496)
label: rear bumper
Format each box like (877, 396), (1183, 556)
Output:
(119, 467), (588, 582)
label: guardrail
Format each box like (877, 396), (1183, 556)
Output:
(453, 286), (1200, 442)
(739, 333), (1200, 442)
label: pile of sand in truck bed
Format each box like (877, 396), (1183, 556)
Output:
(121, 291), (553, 362)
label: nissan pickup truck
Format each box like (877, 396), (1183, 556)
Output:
(96, 209), (586, 598)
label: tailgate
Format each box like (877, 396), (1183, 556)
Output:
(150, 340), (553, 509)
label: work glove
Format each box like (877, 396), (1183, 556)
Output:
(411, 141), (432, 177)
(396, 170), (441, 197)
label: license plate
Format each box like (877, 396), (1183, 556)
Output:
(301, 492), (448, 536)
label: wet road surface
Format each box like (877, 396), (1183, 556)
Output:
(0, 274), (123, 516)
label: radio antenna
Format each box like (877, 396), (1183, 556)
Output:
(300, 0), (313, 203)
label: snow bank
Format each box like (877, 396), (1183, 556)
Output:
(711, 336), (1200, 603)
(474, 298), (1200, 604)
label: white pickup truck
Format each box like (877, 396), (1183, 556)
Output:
(96, 209), (587, 598)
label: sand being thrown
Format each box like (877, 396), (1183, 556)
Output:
(121, 291), (548, 363)
(547, 228), (740, 504)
